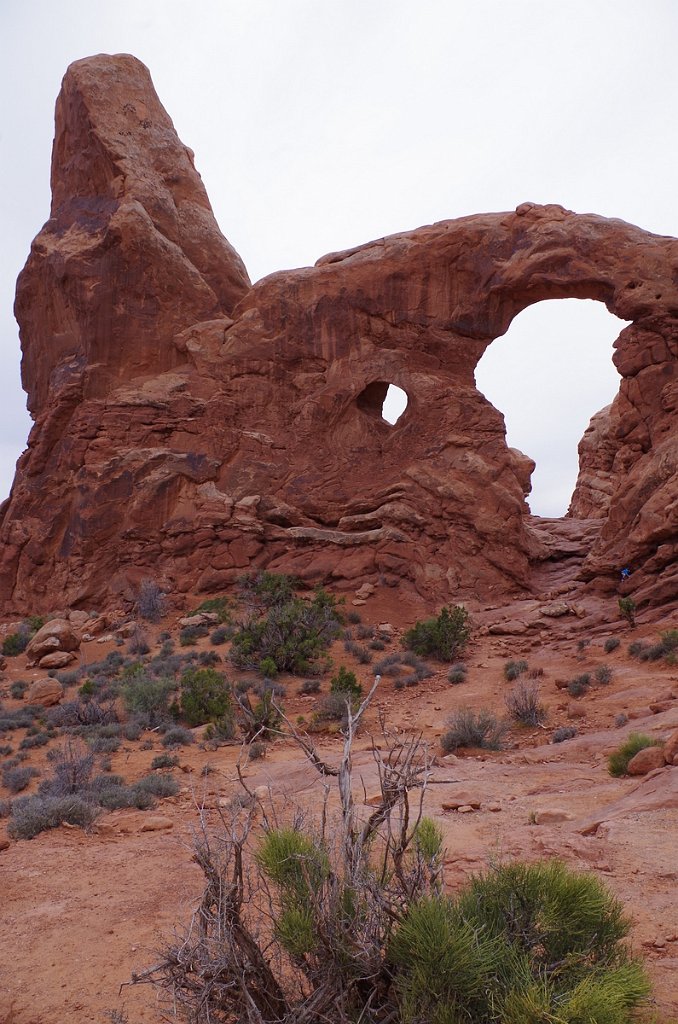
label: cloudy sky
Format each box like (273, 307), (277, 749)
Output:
(1, 1), (676, 516)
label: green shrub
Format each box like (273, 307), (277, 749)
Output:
(203, 717), (237, 744)
(239, 571), (297, 610)
(403, 605), (470, 662)
(441, 709), (508, 753)
(608, 733), (662, 777)
(259, 656), (278, 678)
(239, 689), (282, 742)
(618, 597), (636, 626)
(329, 665), (362, 701)
(191, 596), (231, 623)
(210, 625), (233, 646)
(230, 590), (342, 674)
(179, 667), (234, 729)
(123, 670), (175, 726)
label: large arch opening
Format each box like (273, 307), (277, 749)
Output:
(475, 299), (628, 518)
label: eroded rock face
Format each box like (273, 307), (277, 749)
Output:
(1, 54), (677, 613)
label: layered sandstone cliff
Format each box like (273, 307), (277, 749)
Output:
(1, 54), (677, 613)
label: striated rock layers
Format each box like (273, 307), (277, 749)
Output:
(1, 53), (678, 613)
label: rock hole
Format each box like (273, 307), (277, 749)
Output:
(475, 298), (628, 518)
(357, 381), (408, 425)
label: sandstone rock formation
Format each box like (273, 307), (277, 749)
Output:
(1, 53), (677, 613)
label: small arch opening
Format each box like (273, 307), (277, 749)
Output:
(475, 298), (628, 518)
(357, 381), (408, 425)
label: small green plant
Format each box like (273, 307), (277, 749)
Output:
(403, 605), (470, 662)
(604, 636), (621, 654)
(179, 668), (234, 729)
(230, 590), (342, 674)
(123, 670), (175, 726)
(329, 665), (362, 701)
(608, 733), (662, 777)
(191, 596), (231, 623)
(503, 658), (528, 681)
(259, 656), (278, 678)
(441, 708), (508, 752)
(618, 596), (636, 626)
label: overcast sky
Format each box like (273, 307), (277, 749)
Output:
(1, 0), (676, 516)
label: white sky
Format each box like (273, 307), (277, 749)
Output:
(1, 0), (676, 516)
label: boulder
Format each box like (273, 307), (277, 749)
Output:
(26, 678), (64, 707)
(662, 729), (678, 764)
(25, 619), (79, 665)
(627, 746), (666, 776)
(38, 651), (77, 669)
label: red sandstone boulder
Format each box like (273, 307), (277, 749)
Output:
(26, 678), (64, 707)
(627, 746), (666, 776)
(663, 729), (678, 765)
(25, 619), (80, 666)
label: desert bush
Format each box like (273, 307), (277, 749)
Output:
(9, 680), (28, 699)
(344, 639), (372, 664)
(136, 579), (166, 623)
(132, 773), (180, 798)
(505, 681), (546, 726)
(330, 665), (362, 701)
(203, 717), (237, 744)
(314, 692), (352, 724)
(604, 636), (621, 654)
(258, 655), (278, 678)
(8, 794), (100, 839)
(162, 726), (194, 748)
(248, 741), (267, 761)
(403, 605), (470, 662)
(2, 627), (30, 656)
(595, 664), (613, 684)
(447, 662), (467, 684)
(179, 623), (210, 647)
(19, 732), (51, 750)
(43, 740), (95, 795)
(210, 626), (232, 646)
(179, 667), (234, 730)
(298, 679), (320, 695)
(238, 571), (297, 611)
(123, 670), (175, 726)
(503, 658), (528, 681)
(392, 860), (650, 1024)
(136, 691), (649, 1024)
(127, 625), (150, 656)
(88, 735), (121, 754)
(608, 733), (662, 777)
(48, 698), (118, 729)
(0, 744), (12, 757)
(370, 639), (386, 651)
(2, 765), (38, 793)
(122, 721), (143, 741)
(191, 596), (231, 623)
(237, 689), (282, 742)
(615, 713), (629, 728)
(96, 784), (155, 811)
(552, 725), (578, 743)
(151, 753), (180, 770)
(346, 611), (362, 625)
(567, 673), (591, 697)
(441, 709), (508, 753)
(198, 650), (221, 668)
(254, 679), (286, 698)
(618, 596), (636, 626)
(230, 590), (342, 675)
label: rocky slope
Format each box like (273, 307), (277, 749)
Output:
(1, 53), (677, 614)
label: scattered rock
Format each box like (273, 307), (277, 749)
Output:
(533, 809), (574, 825)
(25, 678), (64, 707)
(0, 839), (10, 852)
(566, 703), (587, 720)
(178, 613), (219, 627)
(355, 583), (375, 599)
(140, 817), (174, 832)
(38, 651), (77, 669)
(539, 602), (570, 617)
(442, 794), (482, 811)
